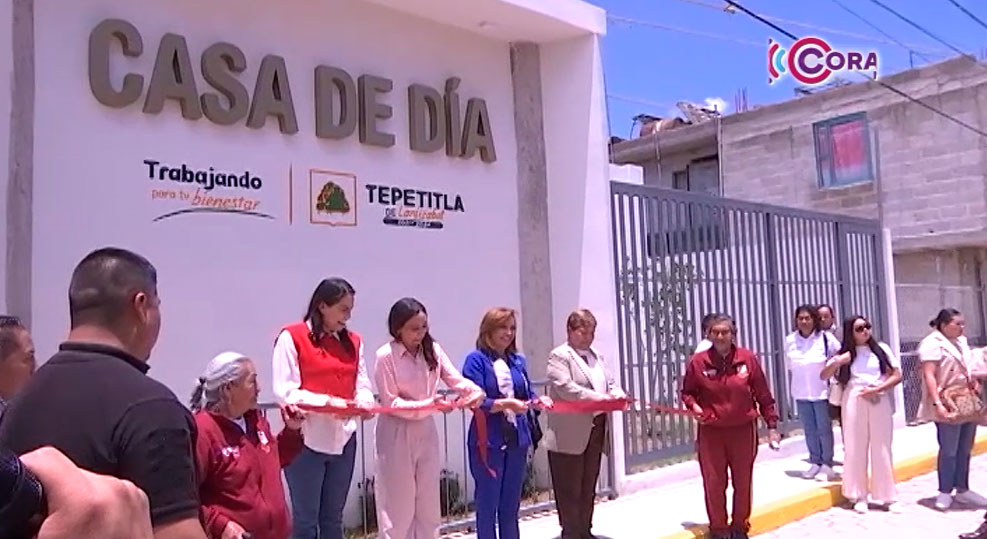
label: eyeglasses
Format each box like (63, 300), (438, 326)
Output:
(854, 323), (872, 333)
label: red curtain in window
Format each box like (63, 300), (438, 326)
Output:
(829, 120), (867, 182)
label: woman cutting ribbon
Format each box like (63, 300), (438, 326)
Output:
(272, 278), (375, 539)
(462, 307), (552, 539)
(373, 298), (484, 539)
(544, 309), (626, 539)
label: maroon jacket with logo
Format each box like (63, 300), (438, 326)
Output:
(195, 409), (303, 539)
(681, 345), (779, 429)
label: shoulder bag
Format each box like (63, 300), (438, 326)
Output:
(938, 343), (986, 424)
(824, 333), (843, 407)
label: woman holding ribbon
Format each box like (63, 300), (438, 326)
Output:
(681, 313), (780, 539)
(191, 351), (304, 539)
(462, 307), (552, 539)
(373, 297), (484, 539)
(544, 308), (626, 539)
(272, 278), (376, 539)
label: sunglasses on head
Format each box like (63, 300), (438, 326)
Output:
(854, 323), (872, 333)
(0, 315), (22, 328)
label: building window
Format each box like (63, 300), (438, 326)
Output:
(672, 170), (689, 190)
(813, 113), (873, 188)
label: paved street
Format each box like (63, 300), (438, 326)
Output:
(760, 453), (987, 539)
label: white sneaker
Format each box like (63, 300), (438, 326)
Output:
(816, 465), (839, 482)
(803, 464), (821, 479)
(934, 492), (953, 511)
(853, 500), (868, 513)
(955, 490), (987, 507)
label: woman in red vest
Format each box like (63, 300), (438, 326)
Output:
(191, 351), (303, 539)
(273, 278), (375, 539)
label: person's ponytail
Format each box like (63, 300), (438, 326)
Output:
(189, 377), (207, 412)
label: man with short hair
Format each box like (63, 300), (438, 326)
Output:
(0, 247), (207, 539)
(0, 315), (35, 421)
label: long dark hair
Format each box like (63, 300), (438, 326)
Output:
(836, 315), (892, 386)
(304, 278), (356, 354)
(930, 308), (962, 331)
(793, 304), (821, 335)
(388, 298), (437, 370)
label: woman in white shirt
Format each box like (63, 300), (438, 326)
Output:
(820, 315), (903, 514)
(272, 278), (375, 539)
(785, 305), (838, 481)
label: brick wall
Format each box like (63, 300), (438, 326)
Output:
(718, 58), (987, 247)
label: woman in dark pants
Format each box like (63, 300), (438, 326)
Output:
(681, 314), (780, 539)
(272, 278), (375, 539)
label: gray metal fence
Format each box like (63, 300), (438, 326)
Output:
(609, 182), (888, 472)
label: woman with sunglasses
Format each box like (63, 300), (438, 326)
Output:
(820, 316), (903, 513)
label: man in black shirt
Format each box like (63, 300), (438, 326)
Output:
(0, 247), (207, 539)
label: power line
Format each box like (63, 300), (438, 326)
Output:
(866, 0), (968, 57)
(827, 0), (936, 65)
(606, 14), (762, 47)
(723, 0), (987, 138)
(667, 0), (949, 56)
(945, 0), (987, 33)
(607, 93), (675, 112)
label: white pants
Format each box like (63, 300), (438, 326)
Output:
(841, 382), (896, 504)
(374, 415), (441, 539)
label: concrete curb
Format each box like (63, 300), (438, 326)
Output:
(659, 434), (987, 539)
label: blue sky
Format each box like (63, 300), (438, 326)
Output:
(588, 0), (987, 137)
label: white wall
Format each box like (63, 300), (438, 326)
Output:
(541, 33), (620, 489)
(0, 0), (12, 314)
(32, 0), (522, 525)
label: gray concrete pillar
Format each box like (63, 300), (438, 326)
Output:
(510, 42), (553, 381)
(6, 0), (34, 324)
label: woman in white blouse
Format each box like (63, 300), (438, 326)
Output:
(784, 304), (839, 481)
(272, 278), (376, 539)
(820, 315), (903, 514)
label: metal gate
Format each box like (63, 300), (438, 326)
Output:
(610, 182), (888, 472)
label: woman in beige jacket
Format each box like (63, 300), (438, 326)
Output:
(544, 309), (626, 539)
(918, 308), (987, 511)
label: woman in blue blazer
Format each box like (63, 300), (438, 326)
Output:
(462, 307), (551, 539)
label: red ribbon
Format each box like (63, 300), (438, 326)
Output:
(297, 397), (636, 479)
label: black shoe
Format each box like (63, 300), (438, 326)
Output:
(960, 521), (987, 539)
(731, 531), (750, 539)
(711, 534), (730, 539)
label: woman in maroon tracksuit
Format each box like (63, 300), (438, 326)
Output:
(681, 314), (781, 539)
(191, 351), (304, 539)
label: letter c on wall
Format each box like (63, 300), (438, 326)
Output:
(89, 19), (145, 108)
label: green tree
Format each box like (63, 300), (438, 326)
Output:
(316, 182), (350, 214)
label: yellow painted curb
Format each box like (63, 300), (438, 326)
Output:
(658, 434), (987, 539)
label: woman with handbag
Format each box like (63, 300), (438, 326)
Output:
(918, 308), (987, 511)
(784, 305), (838, 481)
(462, 307), (552, 539)
(820, 315), (903, 514)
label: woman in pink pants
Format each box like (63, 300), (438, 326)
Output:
(373, 298), (484, 538)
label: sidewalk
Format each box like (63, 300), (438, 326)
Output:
(457, 423), (985, 539)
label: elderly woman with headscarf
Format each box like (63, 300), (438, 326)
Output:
(190, 351), (305, 539)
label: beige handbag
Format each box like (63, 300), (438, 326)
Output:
(939, 345), (986, 424)
(822, 333), (843, 406)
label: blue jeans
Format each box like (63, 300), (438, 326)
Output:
(468, 443), (527, 539)
(796, 399), (835, 467)
(284, 436), (357, 539)
(936, 421), (978, 493)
